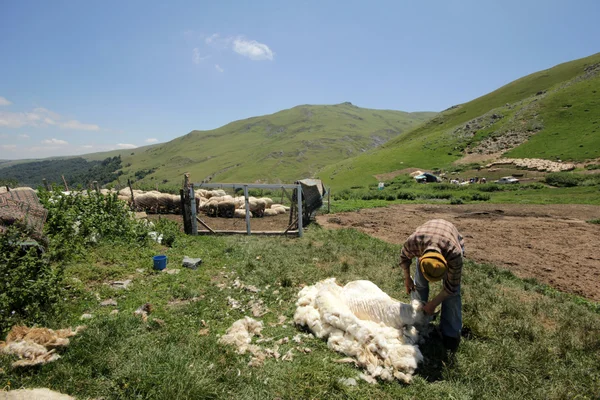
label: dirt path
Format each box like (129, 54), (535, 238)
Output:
(316, 204), (600, 302)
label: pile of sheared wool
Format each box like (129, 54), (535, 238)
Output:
(0, 325), (85, 368)
(218, 317), (302, 366)
(218, 317), (270, 366)
(293, 278), (429, 383)
(0, 388), (75, 399)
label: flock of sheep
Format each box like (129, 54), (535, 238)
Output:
(117, 188), (290, 218)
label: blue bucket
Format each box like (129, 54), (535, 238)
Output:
(153, 255), (167, 271)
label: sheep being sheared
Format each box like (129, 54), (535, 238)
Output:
(294, 278), (430, 383)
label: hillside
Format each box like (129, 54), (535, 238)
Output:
(110, 103), (435, 185)
(319, 52), (600, 190)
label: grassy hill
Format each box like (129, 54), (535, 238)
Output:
(319, 53), (600, 190)
(105, 103), (435, 186)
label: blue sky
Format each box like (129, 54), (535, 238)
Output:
(0, 0), (599, 160)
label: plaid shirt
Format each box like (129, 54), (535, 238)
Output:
(400, 219), (465, 295)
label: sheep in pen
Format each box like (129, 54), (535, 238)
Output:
(294, 278), (431, 383)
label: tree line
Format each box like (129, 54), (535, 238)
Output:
(0, 156), (123, 188)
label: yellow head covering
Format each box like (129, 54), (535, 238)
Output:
(419, 252), (447, 282)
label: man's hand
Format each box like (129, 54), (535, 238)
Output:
(404, 277), (415, 294)
(422, 302), (437, 315)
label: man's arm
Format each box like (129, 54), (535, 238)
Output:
(423, 289), (450, 314)
(399, 235), (417, 294)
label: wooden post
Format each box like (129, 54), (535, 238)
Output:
(244, 184), (251, 235)
(127, 179), (135, 209)
(42, 178), (50, 191)
(61, 175), (69, 192)
(182, 173), (193, 235)
(189, 185), (197, 235)
(297, 183), (303, 237)
(181, 189), (191, 234)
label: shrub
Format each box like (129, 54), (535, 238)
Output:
(545, 172), (585, 187)
(396, 191), (417, 200)
(471, 193), (491, 201)
(450, 197), (464, 205)
(521, 183), (545, 190)
(0, 225), (64, 335)
(333, 189), (352, 201)
(360, 192), (375, 200)
(477, 184), (505, 192)
(585, 164), (600, 170)
(375, 191), (388, 200)
(38, 189), (149, 261)
(587, 219), (600, 224)
(385, 194), (396, 201)
(419, 193), (453, 200)
(432, 183), (467, 191)
(153, 218), (181, 247)
(248, 189), (264, 197)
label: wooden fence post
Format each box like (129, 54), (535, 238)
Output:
(61, 175), (69, 192)
(244, 184), (251, 235)
(127, 179), (135, 209)
(297, 183), (303, 238)
(182, 173), (193, 234)
(181, 188), (191, 234)
(189, 185), (197, 235)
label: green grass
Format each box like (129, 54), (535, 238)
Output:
(86, 103), (434, 188)
(505, 73), (600, 161)
(319, 53), (600, 191)
(327, 176), (600, 211)
(2, 227), (599, 399)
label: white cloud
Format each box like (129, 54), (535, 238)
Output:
(60, 120), (100, 131)
(17, 134), (30, 139)
(145, 138), (158, 143)
(0, 106), (100, 130)
(215, 64), (224, 73)
(192, 48), (211, 64)
(205, 33), (220, 45)
(0, 97), (11, 106)
(203, 33), (274, 61)
(42, 138), (68, 145)
(232, 37), (274, 61)
(1, 144), (17, 150)
(116, 143), (137, 149)
(81, 145), (93, 149)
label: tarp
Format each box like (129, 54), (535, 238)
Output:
(296, 179), (326, 214)
(414, 173), (440, 183)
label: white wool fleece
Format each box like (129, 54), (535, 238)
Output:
(293, 278), (429, 383)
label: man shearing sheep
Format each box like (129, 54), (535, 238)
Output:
(399, 219), (465, 351)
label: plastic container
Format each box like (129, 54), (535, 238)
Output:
(153, 255), (167, 271)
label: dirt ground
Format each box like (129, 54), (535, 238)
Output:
(151, 212), (296, 233)
(316, 204), (600, 302)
